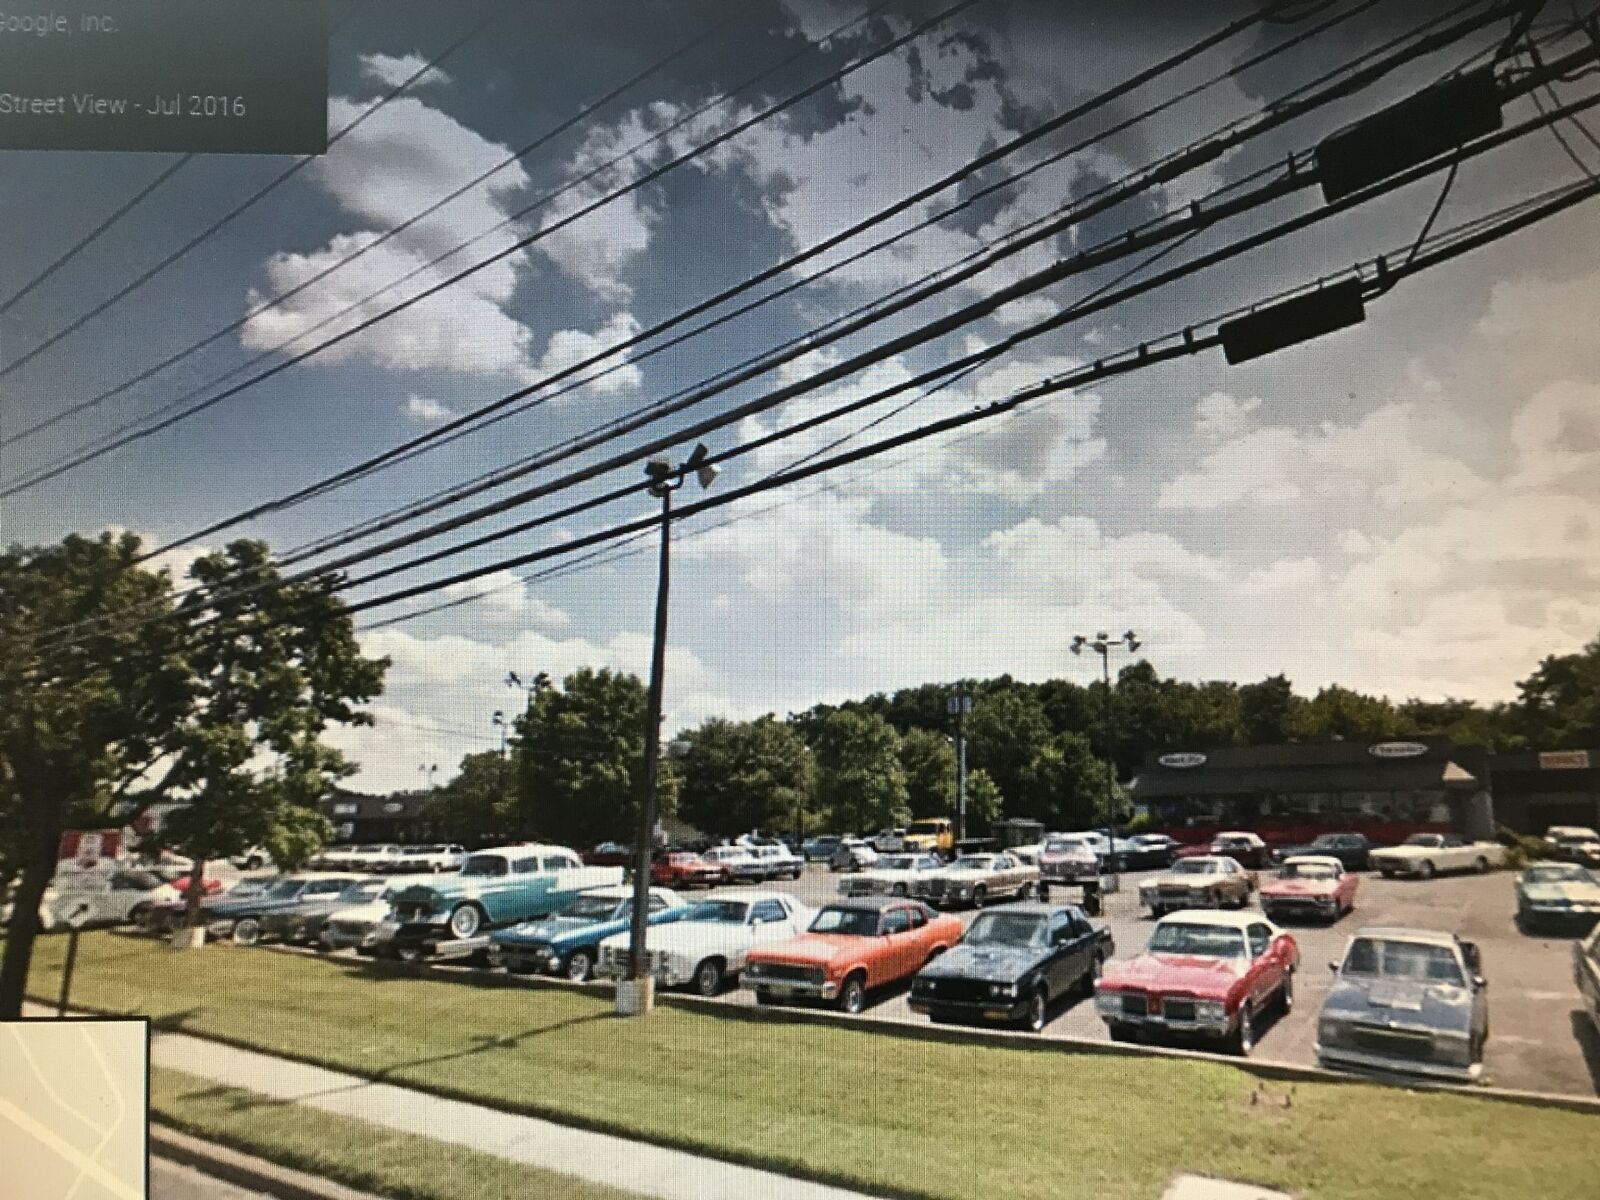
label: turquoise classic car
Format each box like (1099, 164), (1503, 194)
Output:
(375, 844), (623, 955)
(487, 885), (691, 980)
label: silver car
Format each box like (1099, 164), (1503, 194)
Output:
(1316, 927), (1488, 1083)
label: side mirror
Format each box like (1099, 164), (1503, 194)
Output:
(1327, 961), (1339, 974)
(1473, 975), (1487, 990)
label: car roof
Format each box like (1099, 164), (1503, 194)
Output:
(1281, 855), (1343, 868)
(1215, 831), (1261, 840)
(1171, 855), (1233, 867)
(701, 890), (795, 904)
(1158, 910), (1272, 931)
(1350, 926), (1460, 948)
(982, 902), (1081, 919)
(820, 895), (924, 911)
(472, 844), (575, 856)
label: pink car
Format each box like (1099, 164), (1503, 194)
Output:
(1260, 855), (1358, 924)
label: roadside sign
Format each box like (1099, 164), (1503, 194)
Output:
(1368, 741), (1429, 759)
(1538, 750), (1591, 770)
(1158, 752), (1207, 768)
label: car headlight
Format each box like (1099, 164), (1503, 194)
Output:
(1093, 990), (1122, 1015)
(807, 967), (825, 985)
(988, 982), (1018, 998)
(746, 961), (765, 977)
(1194, 1000), (1227, 1022)
(913, 978), (935, 995)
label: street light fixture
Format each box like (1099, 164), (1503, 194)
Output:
(491, 710), (508, 759)
(1070, 630), (1142, 875)
(621, 444), (717, 1017)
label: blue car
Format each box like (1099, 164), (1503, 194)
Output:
(487, 885), (690, 981)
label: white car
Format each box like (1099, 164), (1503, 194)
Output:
(319, 884), (407, 952)
(1370, 833), (1505, 880)
(702, 845), (767, 882)
(46, 865), (181, 928)
(870, 828), (908, 853)
(829, 839), (880, 872)
(344, 844), (405, 873)
(839, 852), (945, 897)
(748, 843), (803, 881)
(229, 846), (274, 871)
(388, 844), (466, 873)
(596, 891), (813, 995)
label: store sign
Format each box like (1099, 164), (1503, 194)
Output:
(1158, 752), (1207, 768)
(57, 828), (121, 862)
(1368, 741), (1429, 759)
(1539, 750), (1591, 770)
(0, 1), (326, 153)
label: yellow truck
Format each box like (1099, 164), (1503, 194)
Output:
(902, 818), (955, 858)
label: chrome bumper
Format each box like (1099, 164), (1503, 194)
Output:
(1316, 1043), (1481, 1083)
(740, 976), (838, 1000)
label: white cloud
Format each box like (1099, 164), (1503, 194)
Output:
(441, 572), (572, 631)
(1194, 391), (1262, 442)
(537, 311), (644, 395)
(404, 394), (457, 422)
(359, 52), (452, 92)
(1242, 557), (1322, 594)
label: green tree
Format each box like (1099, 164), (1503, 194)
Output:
(966, 689), (1051, 811)
(1016, 731), (1119, 830)
(1512, 634), (1600, 749)
(0, 532), (191, 1017)
(1240, 674), (1300, 745)
(516, 667), (674, 847)
(898, 727), (955, 817)
(421, 751), (518, 844)
(1400, 696), (1514, 749)
(678, 716), (813, 839)
(156, 541), (386, 925)
(964, 767), (1003, 831)
(813, 709), (909, 833)
(1287, 684), (1408, 742)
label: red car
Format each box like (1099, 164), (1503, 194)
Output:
(1259, 855), (1357, 923)
(1175, 831), (1270, 870)
(651, 851), (730, 889)
(1094, 911), (1298, 1056)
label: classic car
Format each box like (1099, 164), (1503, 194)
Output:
(829, 839), (880, 872)
(1060, 831), (1139, 871)
(346, 844), (405, 873)
(749, 843), (804, 880)
(651, 851), (730, 889)
(319, 887), (405, 953)
(1514, 863), (1600, 932)
(902, 818), (955, 857)
(1370, 833), (1504, 879)
(488, 885), (689, 980)
(1138, 855), (1254, 916)
(802, 835), (843, 862)
(1009, 843), (1044, 867)
(259, 876), (401, 944)
(1177, 831), (1270, 870)
(386, 844), (467, 873)
(1543, 826), (1600, 867)
(228, 846), (274, 872)
(1269, 832), (1372, 871)
(870, 828), (909, 853)
(1122, 834), (1180, 870)
(148, 866), (225, 898)
(1096, 911), (1299, 1055)
(377, 845), (621, 951)
(1259, 856), (1358, 924)
(596, 891), (813, 994)
(584, 842), (635, 867)
(213, 874), (361, 944)
(702, 844), (769, 881)
(743, 897), (962, 1013)
(1316, 927), (1489, 1082)
(44, 866), (181, 929)
(135, 876), (276, 933)
(838, 853), (945, 897)
(910, 852), (1037, 909)
(910, 903), (1113, 1032)
(1575, 922), (1600, 1034)
(1037, 835), (1103, 887)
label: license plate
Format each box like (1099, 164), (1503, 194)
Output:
(767, 985), (796, 997)
(375, 920), (400, 941)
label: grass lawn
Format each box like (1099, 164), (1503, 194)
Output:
(153, 1066), (648, 1200)
(25, 932), (1597, 1200)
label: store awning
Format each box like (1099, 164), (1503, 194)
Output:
(1131, 759), (1480, 799)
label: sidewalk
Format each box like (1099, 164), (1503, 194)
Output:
(150, 1029), (884, 1200)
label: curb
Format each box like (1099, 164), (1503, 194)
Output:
(151, 1124), (386, 1200)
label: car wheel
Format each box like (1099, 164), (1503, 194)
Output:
(1081, 951), (1103, 998)
(692, 958), (725, 996)
(1475, 856), (1490, 874)
(1279, 972), (1294, 1015)
(231, 917), (262, 946)
(892, 883), (908, 897)
(1108, 1022), (1136, 1043)
(971, 886), (987, 909)
(1418, 861), (1436, 881)
(245, 855), (264, 871)
(755, 988), (778, 1006)
(1233, 1004), (1256, 1056)
(448, 904), (484, 939)
(1017, 882), (1034, 901)
(838, 974), (867, 1015)
(1379, 867), (1395, 879)
(1021, 989), (1047, 1033)
(563, 949), (595, 982)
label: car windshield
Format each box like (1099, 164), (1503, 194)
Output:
(1216, 836), (1252, 847)
(1402, 835), (1442, 847)
(339, 881), (387, 902)
(1147, 923), (1245, 957)
(684, 900), (749, 923)
(228, 879), (269, 898)
(564, 894), (625, 919)
(460, 855), (508, 876)
(1281, 863), (1338, 880)
(876, 856), (918, 871)
(1172, 859), (1220, 875)
(263, 880), (303, 898)
(1044, 838), (1087, 853)
(906, 823), (944, 835)
(810, 907), (881, 936)
(416, 845), (446, 854)
(1310, 835), (1344, 848)
(951, 856), (993, 870)
(964, 912), (1046, 948)
(1524, 865), (1591, 884)
(1342, 938), (1464, 985)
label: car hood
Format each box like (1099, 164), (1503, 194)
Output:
(326, 900), (389, 922)
(492, 913), (604, 946)
(1520, 881), (1600, 903)
(1144, 872), (1221, 889)
(750, 933), (873, 965)
(918, 942), (1043, 982)
(1371, 846), (1434, 859)
(1261, 878), (1338, 898)
(599, 921), (752, 956)
(858, 867), (928, 882)
(1039, 851), (1097, 865)
(1322, 976), (1474, 1030)
(1104, 953), (1247, 997)
(207, 893), (302, 915)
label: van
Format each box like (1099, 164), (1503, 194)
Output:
(903, 818), (955, 857)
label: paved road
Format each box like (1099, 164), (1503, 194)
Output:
(151, 1158), (269, 1200)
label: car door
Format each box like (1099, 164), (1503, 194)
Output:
(747, 898), (793, 952)
(1574, 928), (1600, 1031)
(879, 904), (921, 983)
(1046, 911), (1089, 993)
(1244, 922), (1279, 1010)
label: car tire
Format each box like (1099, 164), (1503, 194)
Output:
(245, 855), (264, 871)
(563, 949), (595, 982)
(448, 904), (485, 940)
(1379, 867), (1395, 879)
(231, 917), (262, 946)
(1232, 1004), (1256, 1056)
(1017, 882), (1034, 902)
(755, 988), (778, 1006)
(1081, 951), (1103, 998)
(972, 886), (987, 909)
(1418, 861), (1436, 881)
(692, 958), (725, 996)
(1279, 972), (1294, 1015)
(1037, 882), (1051, 902)
(892, 883), (908, 897)
(1475, 856), (1490, 874)
(838, 974), (867, 1015)
(1021, 989), (1048, 1033)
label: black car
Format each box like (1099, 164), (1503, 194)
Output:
(210, 875), (359, 944)
(909, 903), (1113, 1032)
(1121, 834), (1180, 870)
(1269, 832), (1371, 871)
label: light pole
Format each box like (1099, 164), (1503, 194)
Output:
(1070, 631), (1141, 872)
(491, 710), (508, 759)
(947, 688), (972, 846)
(621, 444), (717, 1016)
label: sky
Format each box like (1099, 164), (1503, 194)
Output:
(3, 0), (1599, 793)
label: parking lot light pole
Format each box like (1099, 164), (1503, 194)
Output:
(1070, 631), (1140, 872)
(947, 690), (972, 846)
(621, 446), (716, 1017)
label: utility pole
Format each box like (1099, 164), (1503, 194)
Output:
(1070, 631), (1141, 873)
(621, 445), (716, 1017)
(947, 688), (972, 846)
(491, 710), (507, 759)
